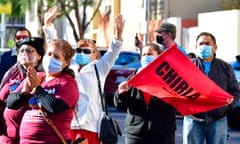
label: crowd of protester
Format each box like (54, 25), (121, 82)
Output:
(0, 6), (239, 144)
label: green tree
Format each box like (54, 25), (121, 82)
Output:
(221, 0), (240, 9)
(0, 0), (103, 42)
(0, 0), (31, 18)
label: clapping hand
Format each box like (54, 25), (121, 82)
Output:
(26, 66), (41, 90)
(21, 66), (41, 94)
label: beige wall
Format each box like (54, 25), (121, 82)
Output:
(165, 0), (222, 19)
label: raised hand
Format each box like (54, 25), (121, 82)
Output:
(44, 6), (58, 26)
(115, 14), (125, 41)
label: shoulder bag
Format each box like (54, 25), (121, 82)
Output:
(94, 64), (122, 144)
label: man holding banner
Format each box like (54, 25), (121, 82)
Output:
(182, 32), (240, 144)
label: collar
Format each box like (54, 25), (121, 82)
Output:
(11, 46), (18, 56)
(80, 60), (97, 73)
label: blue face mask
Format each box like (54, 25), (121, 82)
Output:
(198, 45), (213, 59)
(42, 56), (63, 74)
(75, 53), (90, 65)
(141, 55), (155, 67)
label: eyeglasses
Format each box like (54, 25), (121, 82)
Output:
(19, 48), (35, 54)
(76, 48), (92, 54)
(15, 35), (29, 40)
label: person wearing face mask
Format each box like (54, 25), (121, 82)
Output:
(155, 22), (187, 55)
(182, 32), (240, 144)
(6, 39), (79, 143)
(0, 37), (44, 143)
(114, 43), (177, 144)
(42, 6), (125, 144)
(0, 27), (32, 83)
(70, 17), (124, 144)
(73, 39), (100, 72)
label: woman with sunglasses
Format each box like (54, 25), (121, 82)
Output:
(43, 6), (125, 144)
(0, 37), (44, 143)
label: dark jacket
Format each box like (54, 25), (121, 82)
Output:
(0, 50), (17, 82)
(114, 76), (176, 144)
(190, 54), (240, 123)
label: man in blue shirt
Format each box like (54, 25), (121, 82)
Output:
(183, 32), (240, 144)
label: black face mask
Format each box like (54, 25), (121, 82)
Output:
(156, 35), (164, 44)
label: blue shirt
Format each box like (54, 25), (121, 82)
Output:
(162, 43), (188, 55)
(202, 61), (211, 75)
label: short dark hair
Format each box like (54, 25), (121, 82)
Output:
(14, 27), (31, 38)
(196, 32), (216, 44)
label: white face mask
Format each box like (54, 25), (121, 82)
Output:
(42, 56), (63, 74)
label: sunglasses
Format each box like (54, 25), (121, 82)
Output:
(15, 35), (29, 40)
(76, 48), (92, 54)
(19, 48), (35, 54)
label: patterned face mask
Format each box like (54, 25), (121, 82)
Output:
(197, 45), (213, 59)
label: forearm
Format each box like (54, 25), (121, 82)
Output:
(7, 92), (28, 109)
(42, 24), (58, 44)
(34, 86), (69, 113)
(95, 38), (122, 76)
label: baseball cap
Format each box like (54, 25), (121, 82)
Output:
(155, 23), (176, 33)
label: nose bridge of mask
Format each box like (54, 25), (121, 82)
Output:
(141, 55), (155, 67)
(50, 56), (62, 65)
(199, 45), (212, 51)
(43, 56), (63, 73)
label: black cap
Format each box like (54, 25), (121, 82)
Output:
(155, 23), (176, 33)
(17, 37), (45, 57)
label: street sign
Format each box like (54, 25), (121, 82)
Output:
(0, 3), (12, 14)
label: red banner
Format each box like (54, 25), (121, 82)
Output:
(128, 45), (233, 115)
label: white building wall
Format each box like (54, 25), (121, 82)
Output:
(198, 10), (240, 62)
(120, 0), (145, 50)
